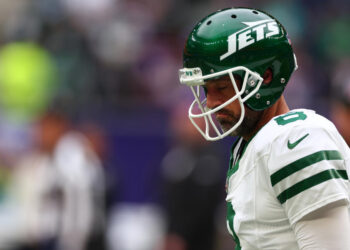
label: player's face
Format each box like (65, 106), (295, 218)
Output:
(205, 75), (262, 137)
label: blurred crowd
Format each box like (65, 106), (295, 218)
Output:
(0, 0), (348, 250)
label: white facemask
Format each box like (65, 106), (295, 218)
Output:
(179, 66), (263, 141)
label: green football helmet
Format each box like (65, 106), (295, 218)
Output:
(179, 7), (297, 141)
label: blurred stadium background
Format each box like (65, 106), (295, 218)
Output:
(0, 0), (348, 250)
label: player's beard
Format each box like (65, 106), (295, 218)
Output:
(215, 107), (263, 138)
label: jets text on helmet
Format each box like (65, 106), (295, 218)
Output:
(220, 20), (279, 61)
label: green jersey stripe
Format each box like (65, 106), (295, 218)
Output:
(277, 169), (348, 204)
(227, 202), (241, 250)
(227, 139), (249, 179)
(271, 150), (343, 186)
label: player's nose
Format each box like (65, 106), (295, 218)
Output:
(206, 89), (224, 110)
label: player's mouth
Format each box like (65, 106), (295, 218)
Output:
(215, 110), (237, 125)
(215, 113), (230, 119)
(215, 109), (233, 119)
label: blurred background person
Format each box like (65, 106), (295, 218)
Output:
(161, 103), (227, 250)
(330, 59), (350, 145)
(1, 108), (106, 250)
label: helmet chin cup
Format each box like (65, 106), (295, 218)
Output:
(188, 97), (245, 141)
(180, 66), (263, 141)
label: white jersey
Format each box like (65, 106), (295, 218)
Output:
(226, 109), (350, 250)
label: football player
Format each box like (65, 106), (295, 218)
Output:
(179, 7), (350, 250)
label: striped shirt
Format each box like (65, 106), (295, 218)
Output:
(226, 109), (350, 250)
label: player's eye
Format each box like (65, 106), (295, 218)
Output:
(217, 84), (228, 91)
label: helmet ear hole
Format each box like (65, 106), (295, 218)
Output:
(262, 68), (273, 85)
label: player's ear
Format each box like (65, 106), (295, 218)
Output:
(263, 68), (273, 85)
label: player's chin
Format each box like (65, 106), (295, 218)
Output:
(217, 117), (237, 126)
(221, 126), (240, 137)
(218, 120), (237, 132)
(222, 125), (241, 137)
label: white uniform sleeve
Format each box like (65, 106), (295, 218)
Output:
(293, 202), (350, 250)
(268, 125), (350, 225)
